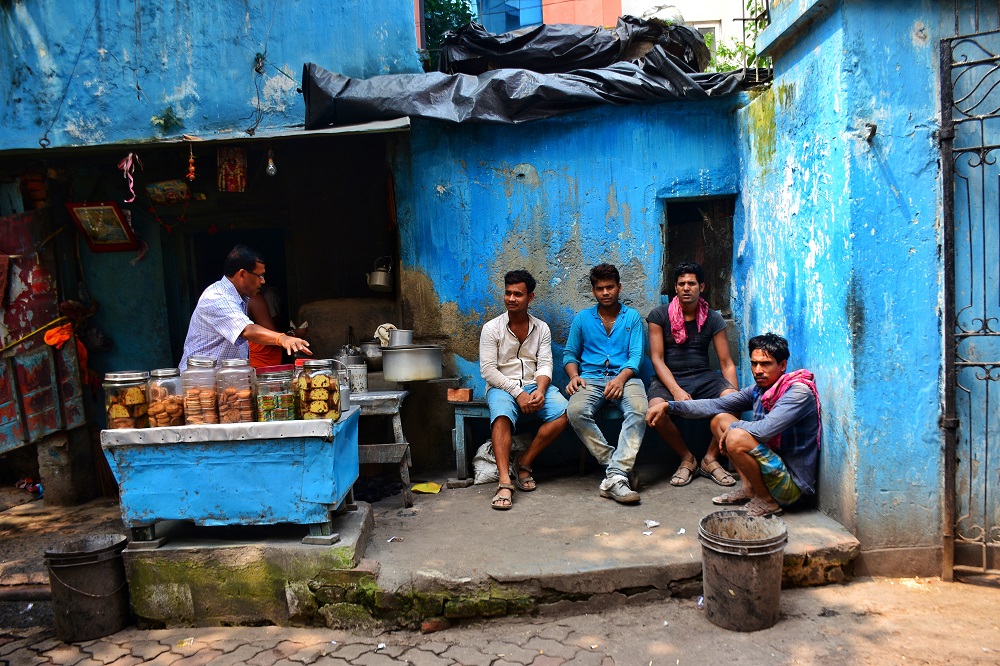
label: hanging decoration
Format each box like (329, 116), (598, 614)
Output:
(117, 152), (142, 203)
(265, 148), (277, 177)
(186, 145), (196, 181)
(217, 147), (248, 192)
(145, 179), (190, 206)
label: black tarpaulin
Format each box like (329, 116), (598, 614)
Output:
(303, 18), (747, 130)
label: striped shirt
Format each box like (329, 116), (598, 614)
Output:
(179, 277), (253, 369)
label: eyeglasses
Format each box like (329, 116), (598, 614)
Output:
(245, 269), (266, 281)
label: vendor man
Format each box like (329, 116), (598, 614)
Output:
(646, 333), (821, 517)
(480, 269), (569, 510)
(564, 263), (647, 504)
(179, 244), (310, 368)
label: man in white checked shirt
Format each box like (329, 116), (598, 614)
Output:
(179, 245), (310, 368)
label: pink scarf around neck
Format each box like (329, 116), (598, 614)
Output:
(760, 368), (822, 450)
(668, 296), (709, 345)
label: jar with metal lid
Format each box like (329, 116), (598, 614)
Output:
(294, 359), (341, 420)
(181, 356), (219, 424)
(148, 368), (185, 427)
(103, 370), (150, 429)
(217, 358), (256, 423)
(256, 364), (296, 422)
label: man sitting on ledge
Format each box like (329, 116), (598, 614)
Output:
(646, 333), (821, 517)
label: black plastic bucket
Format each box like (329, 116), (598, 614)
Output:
(698, 510), (788, 632)
(44, 534), (132, 642)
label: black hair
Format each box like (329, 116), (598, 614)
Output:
(748, 333), (790, 363)
(504, 269), (536, 294)
(223, 244), (265, 278)
(673, 261), (706, 285)
(589, 263), (620, 286)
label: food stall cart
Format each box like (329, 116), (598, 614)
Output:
(100, 408), (359, 547)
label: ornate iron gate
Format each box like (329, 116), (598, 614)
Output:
(941, 10), (1000, 579)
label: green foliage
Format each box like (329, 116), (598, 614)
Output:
(424, 0), (475, 70)
(705, 0), (772, 73)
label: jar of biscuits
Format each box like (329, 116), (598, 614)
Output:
(103, 371), (150, 429)
(294, 359), (341, 421)
(148, 368), (185, 427)
(181, 356), (219, 425)
(217, 358), (256, 423)
(256, 364), (296, 422)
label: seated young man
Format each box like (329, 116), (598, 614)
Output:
(646, 261), (739, 487)
(480, 269), (569, 510)
(646, 333), (821, 517)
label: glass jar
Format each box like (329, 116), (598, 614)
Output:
(256, 364), (296, 422)
(148, 368), (185, 427)
(103, 370), (150, 429)
(181, 356), (219, 425)
(294, 359), (341, 420)
(217, 358), (256, 424)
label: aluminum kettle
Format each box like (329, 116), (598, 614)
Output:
(366, 256), (392, 292)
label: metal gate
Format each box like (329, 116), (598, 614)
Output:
(941, 8), (1000, 579)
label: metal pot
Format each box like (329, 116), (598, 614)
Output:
(360, 338), (382, 371)
(335, 344), (364, 368)
(388, 329), (413, 346)
(382, 345), (443, 382)
(366, 257), (393, 292)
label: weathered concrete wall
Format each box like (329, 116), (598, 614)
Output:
(392, 100), (743, 398)
(739, 0), (950, 568)
(0, 1), (420, 150)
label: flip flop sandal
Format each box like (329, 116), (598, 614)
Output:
(712, 488), (751, 505)
(515, 464), (537, 492)
(670, 460), (698, 487)
(491, 483), (515, 510)
(700, 459), (737, 487)
(744, 497), (784, 518)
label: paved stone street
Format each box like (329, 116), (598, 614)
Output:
(3, 577), (1000, 665)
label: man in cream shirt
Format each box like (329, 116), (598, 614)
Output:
(480, 270), (569, 510)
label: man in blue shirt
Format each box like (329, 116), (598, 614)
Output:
(564, 263), (648, 503)
(646, 333), (821, 517)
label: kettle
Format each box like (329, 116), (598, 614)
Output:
(366, 256), (393, 292)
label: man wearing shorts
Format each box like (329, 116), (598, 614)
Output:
(480, 270), (569, 510)
(645, 262), (739, 487)
(646, 333), (821, 517)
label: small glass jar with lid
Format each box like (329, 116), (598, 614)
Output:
(256, 364), (296, 421)
(294, 359), (341, 420)
(181, 356), (219, 425)
(148, 368), (185, 427)
(103, 370), (150, 429)
(217, 358), (256, 423)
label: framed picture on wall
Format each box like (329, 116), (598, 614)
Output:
(65, 201), (138, 252)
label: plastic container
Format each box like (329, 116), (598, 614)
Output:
(256, 364), (297, 422)
(698, 510), (788, 632)
(45, 534), (131, 642)
(217, 358), (256, 423)
(147, 368), (185, 427)
(295, 359), (341, 420)
(181, 356), (219, 425)
(103, 371), (150, 429)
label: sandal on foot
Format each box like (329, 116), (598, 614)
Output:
(670, 460), (698, 487)
(743, 497), (784, 517)
(712, 488), (751, 505)
(700, 459), (737, 487)
(515, 464), (537, 492)
(491, 483), (515, 510)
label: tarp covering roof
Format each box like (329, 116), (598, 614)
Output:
(303, 17), (748, 129)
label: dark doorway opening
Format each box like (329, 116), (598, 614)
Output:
(662, 196), (736, 316)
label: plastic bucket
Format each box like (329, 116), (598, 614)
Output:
(698, 510), (788, 632)
(44, 534), (131, 642)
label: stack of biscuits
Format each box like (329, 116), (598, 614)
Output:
(183, 387), (219, 424)
(147, 385), (185, 427)
(218, 387), (254, 423)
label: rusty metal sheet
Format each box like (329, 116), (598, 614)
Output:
(54, 337), (86, 430)
(0, 209), (59, 344)
(14, 346), (62, 443)
(0, 356), (26, 454)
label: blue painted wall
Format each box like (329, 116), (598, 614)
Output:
(740, 0), (952, 561)
(392, 99), (743, 396)
(0, 1), (421, 150)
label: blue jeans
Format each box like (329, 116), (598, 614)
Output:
(567, 378), (648, 479)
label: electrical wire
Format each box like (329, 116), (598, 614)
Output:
(39, 7), (99, 148)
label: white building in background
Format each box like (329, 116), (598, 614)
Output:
(621, 1), (750, 50)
